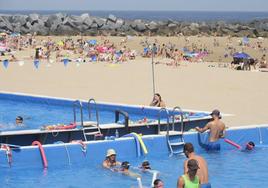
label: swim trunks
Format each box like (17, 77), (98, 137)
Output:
(201, 183), (212, 188)
(206, 141), (220, 151)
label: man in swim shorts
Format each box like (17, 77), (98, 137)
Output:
(183, 143), (211, 188)
(195, 109), (225, 151)
(102, 149), (121, 170)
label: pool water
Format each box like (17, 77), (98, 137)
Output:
(0, 98), (208, 131)
(1, 146), (267, 188)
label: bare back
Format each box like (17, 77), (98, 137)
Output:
(184, 155), (209, 184)
(207, 120), (225, 142)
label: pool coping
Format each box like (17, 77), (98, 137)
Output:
(0, 90), (234, 116)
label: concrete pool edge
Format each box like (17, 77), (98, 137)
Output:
(0, 90), (234, 116)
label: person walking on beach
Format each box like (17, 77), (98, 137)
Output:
(195, 109), (225, 151)
(178, 159), (200, 188)
(150, 93), (166, 108)
(183, 143), (211, 188)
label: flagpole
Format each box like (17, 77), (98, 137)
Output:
(151, 47), (156, 95)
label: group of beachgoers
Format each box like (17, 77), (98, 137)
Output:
(102, 107), (255, 188)
(1, 32), (267, 70)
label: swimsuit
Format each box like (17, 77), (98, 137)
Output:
(206, 140), (221, 151)
(182, 175), (199, 188)
(200, 183), (212, 188)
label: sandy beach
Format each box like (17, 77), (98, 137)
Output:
(0, 36), (268, 127)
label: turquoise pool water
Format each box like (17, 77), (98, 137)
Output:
(1, 146), (267, 188)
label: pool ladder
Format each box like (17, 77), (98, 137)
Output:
(158, 107), (185, 155)
(73, 99), (102, 141)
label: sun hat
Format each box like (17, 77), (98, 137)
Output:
(106, 149), (116, 157)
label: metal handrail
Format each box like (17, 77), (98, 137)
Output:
(115, 110), (129, 133)
(157, 108), (170, 135)
(73, 100), (83, 126)
(172, 106), (184, 134)
(88, 98), (100, 126)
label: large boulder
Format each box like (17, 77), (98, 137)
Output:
(93, 17), (105, 28)
(11, 15), (28, 26)
(62, 17), (76, 28)
(46, 13), (66, 27)
(107, 14), (117, 23)
(80, 13), (93, 26)
(147, 21), (159, 32)
(131, 20), (146, 32)
(32, 23), (49, 35)
(27, 13), (39, 25)
(0, 17), (13, 31)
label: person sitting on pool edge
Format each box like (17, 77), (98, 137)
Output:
(150, 93), (166, 108)
(195, 109), (225, 151)
(178, 159), (200, 188)
(15, 116), (23, 125)
(119, 161), (141, 178)
(153, 179), (164, 188)
(183, 143), (211, 188)
(103, 149), (121, 170)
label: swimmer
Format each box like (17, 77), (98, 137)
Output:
(245, 141), (255, 151)
(15, 116), (23, 125)
(102, 149), (121, 170)
(153, 179), (164, 188)
(119, 161), (141, 178)
(140, 160), (151, 171)
(183, 143), (211, 188)
(178, 159), (200, 188)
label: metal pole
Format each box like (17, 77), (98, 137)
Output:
(151, 48), (156, 95)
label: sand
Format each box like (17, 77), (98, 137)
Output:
(0, 36), (268, 127)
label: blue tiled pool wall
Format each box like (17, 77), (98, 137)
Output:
(0, 126), (266, 169)
(0, 92), (210, 125)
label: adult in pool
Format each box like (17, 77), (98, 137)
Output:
(178, 159), (200, 188)
(195, 109), (225, 151)
(183, 143), (211, 188)
(102, 149), (121, 170)
(153, 179), (164, 188)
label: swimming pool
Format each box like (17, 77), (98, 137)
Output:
(0, 124), (267, 187)
(0, 92), (211, 145)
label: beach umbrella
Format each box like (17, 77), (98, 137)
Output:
(34, 60), (40, 69)
(3, 59), (9, 68)
(63, 58), (69, 67)
(87, 39), (97, 45)
(233, 52), (251, 59)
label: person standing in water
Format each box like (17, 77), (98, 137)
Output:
(103, 149), (121, 170)
(183, 143), (211, 188)
(195, 109), (225, 151)
(177, 159), (200, 188)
